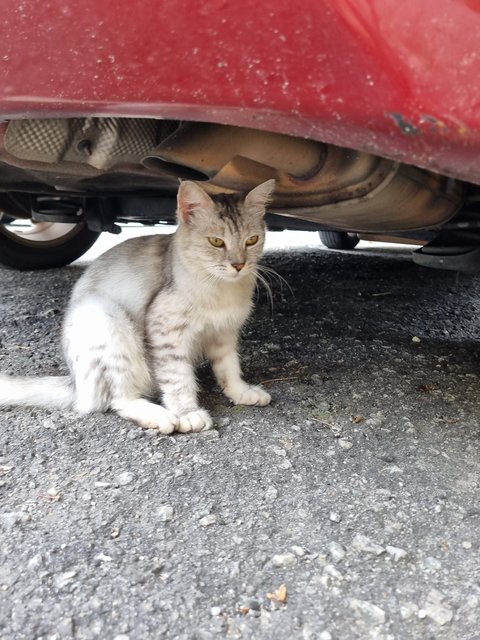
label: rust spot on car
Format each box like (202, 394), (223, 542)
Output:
(389, 113), (421, 136)
(419, 115), (449, 133)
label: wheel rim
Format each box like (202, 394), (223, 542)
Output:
(0, 219), (82, 248)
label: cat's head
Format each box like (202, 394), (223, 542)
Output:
(175, 179), (275, 281)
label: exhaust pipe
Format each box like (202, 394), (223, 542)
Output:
(142, 121), (463, 232)
(143, 122), (327, 182)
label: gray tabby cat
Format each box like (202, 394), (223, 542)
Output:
(0, 179), (275, 433)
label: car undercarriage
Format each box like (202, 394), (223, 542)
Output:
(1, 117), (480, 271)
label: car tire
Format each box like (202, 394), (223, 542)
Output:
(0, 221), (100, 270)
(318, 231), (360, 250)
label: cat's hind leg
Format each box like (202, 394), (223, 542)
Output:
(64, 297), (178, 432)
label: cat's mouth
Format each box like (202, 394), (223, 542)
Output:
(223, 270), (244, 280)
(218, 266), (251, 280)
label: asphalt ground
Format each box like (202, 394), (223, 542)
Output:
(0, 233), (479, 639)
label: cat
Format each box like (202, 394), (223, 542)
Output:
(0, 179), (275, 434)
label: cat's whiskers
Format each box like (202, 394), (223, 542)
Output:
(257, 263), (292, 294)
(254, 270), (274, 312)
(255, 263), (293, 308)
(197, 266), (223, 284)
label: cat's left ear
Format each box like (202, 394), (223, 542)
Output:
(177, 181), (214, 224)
(244, 179), (276, 215)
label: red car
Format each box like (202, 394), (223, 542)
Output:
(1, 0), (479, 270)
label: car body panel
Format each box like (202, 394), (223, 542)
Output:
(1, 0), (480, 184)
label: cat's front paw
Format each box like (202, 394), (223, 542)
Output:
(231, 385), (271, 407)
(177, 409), (213, 433)
(131, 404), (178, 434)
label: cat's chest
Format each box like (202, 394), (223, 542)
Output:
(189, 278), (252, 322)
(192, 293), (251, 333)
(148, 282), (252, 335)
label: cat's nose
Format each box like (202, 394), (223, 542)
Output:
(231, 262), (245, 272)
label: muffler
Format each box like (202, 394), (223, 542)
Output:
(143, 122), (326, 182)
(143, 122), (463, 232)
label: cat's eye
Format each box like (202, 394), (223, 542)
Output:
(208, 237), (225, 248)
(245, 235), (259, 246)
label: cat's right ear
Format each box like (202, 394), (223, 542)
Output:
(177, 181), (214, 224)
(244, 179), (276, 215)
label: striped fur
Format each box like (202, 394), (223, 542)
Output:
(0, 180), (275, 433)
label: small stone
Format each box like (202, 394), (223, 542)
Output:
(192, 454), (212, 465)
(412, 336), (421, 343)
(329, 512), (342, 523)
(386, 545), (408, 562)
(323, 564), (343, 580)
(387, 465), (404, 475)
(271, 446), (287, 457)
(0, 511), (30, 529)
(39, 307), (59, 318)
(349, 598), (386, 624)
(424, 556), (442, 571)
(246, 598), (262, 613)
(200, 428), (219, 439)
(210, 606), (223, 616)
(57, 618), (74, 636)
(328, 541), (346, 563)
(278, 459), (292, 470)
(199, 514), (218, 527)
(90, 597), (103, 611)
(41, 418), (57, 430)
(158, 505), (175, 522)
(113, 635), (130, 640)
(94, 481), (112, 488)
(462, 540), (472, 549)
(265, 487), (278, 503)
(27, 554), (43, 571)
(302, 624), (316, 640)
(53, 570), (77, 589)
(111, 529), (120, 539)
(400, 602), (419, 620)
(267, 584), (288, 604)
(319, 633), (332, 640)
(338, 439), (353, 450)
(351, 533), (385, 555)
(365, 411), (385, 427)
(315, 552), (328, 567)
(272, 552), (296, 567)
(116, 472), (134, 486)
(94, 553), (112, 563)
(378, 452), (396, 463)
(422, 589), (453, 626)
(291, 545), (306, 557)
(127, 430), (142, 440)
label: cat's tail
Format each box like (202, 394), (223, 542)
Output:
(0, 374), (74, 410)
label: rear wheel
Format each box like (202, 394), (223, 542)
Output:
(318, 231), (360, 250)
(0, 219), (100, 270)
